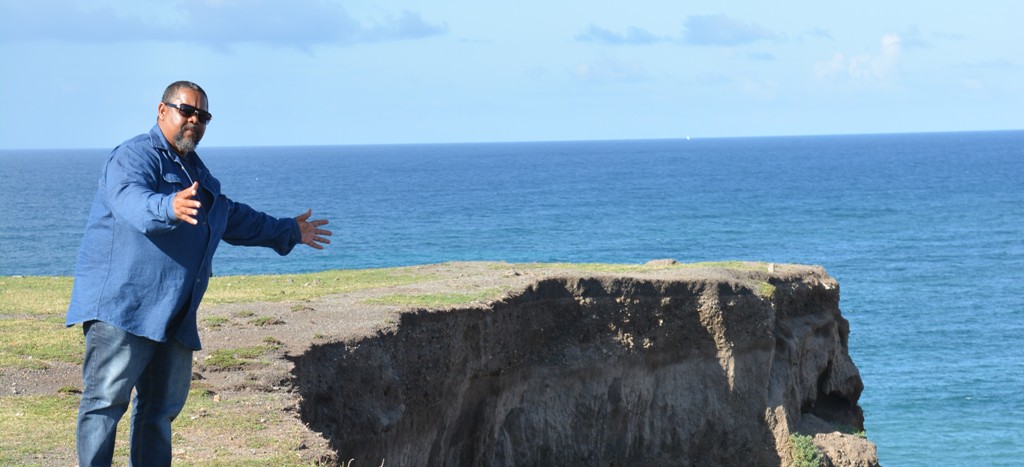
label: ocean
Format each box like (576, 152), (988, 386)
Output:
(1, 131), (1022, 465)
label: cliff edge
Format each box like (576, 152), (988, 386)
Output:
(286, 261), (878, 466)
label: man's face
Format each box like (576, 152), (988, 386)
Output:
(158, 88), (209, 156)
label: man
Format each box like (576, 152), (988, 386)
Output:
(66, 80), (332, 466)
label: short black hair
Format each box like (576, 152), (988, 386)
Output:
(162, 81), (208, 103)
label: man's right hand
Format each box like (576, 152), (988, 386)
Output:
(173, 182), (201, 225)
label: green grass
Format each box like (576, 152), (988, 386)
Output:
(0, 276), (73, 316)
(171, 388), (334, 466)
(0, 393), (81, 463)
(0, 267), (423, 372)
(201, 268), (435, 305)
(0, 317), (83, 368)
(514, 260), (772, 273)
(203, 316), (230, 328)
(514, 262), (664, 273)
(200, 345), (278, 371)
(0, 389), (328, 465)
(364, 288), (508, 308)
(682, 260), (771, 271)
(249, 316), (285, 326)
(789, 433), (823, 467)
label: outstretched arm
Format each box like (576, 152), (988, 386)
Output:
(295, 209), (332, 250)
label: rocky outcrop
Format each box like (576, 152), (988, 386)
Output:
(291, 262), (878, 466)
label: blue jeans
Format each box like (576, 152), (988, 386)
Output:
(76, 320), (194, 467)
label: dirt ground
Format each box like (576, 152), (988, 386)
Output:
(3, 261), (673, 464)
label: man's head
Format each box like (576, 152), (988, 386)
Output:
(157, 81), (210, 156)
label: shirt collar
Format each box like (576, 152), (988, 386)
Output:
(148, 124), (179, 157)
(148, 124), (206, 175)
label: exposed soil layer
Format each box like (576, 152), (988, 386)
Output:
(288, 262), (878, 466)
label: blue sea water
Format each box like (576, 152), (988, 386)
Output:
(1, 131), (1022, 465)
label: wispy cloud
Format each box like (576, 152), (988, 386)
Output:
(804, 28), (834, 41)
(745, 52), (776, 61)
(899, 27), (930, 49)
(577, 14), (779, 50)
(682, 14), (780, 46)
(575, 24), (666, 45)
(570, 54), (649, 85)
(0, 0), (447, 48)
(814, 33), (903, 87)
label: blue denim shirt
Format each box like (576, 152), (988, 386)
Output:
(66, 125), (301, 349)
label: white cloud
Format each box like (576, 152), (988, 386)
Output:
(570, 55), (648, 85)
(814, 33), (902, 87)
(0, 0), (447, 49)
(578, 14), (778, 48)
(746, 51), (776, 61)
(682, 14), (780, 46)
(575, 24), (667, 45)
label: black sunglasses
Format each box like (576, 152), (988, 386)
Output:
(164, 102), (213, 124)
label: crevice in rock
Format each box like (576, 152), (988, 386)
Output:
(804, 361), (865, 432)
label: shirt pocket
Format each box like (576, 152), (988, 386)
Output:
(162, 172), (184, 185)
(159, 171), (188, 195)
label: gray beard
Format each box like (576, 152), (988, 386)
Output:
(174, 127), (199, 154)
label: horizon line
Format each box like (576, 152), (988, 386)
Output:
(1, 128), (1021, 152)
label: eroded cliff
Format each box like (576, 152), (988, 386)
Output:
(291, 262), (878, 466)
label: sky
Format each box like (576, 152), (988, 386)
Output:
(0, 0), (1021, 150)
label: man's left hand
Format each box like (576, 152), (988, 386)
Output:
(295, 209), (332, 250)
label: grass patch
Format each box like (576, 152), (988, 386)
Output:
(789, 433), (823, 467)
(683, 261), (771, 271)
(515, 262), (660, 273)
(0, 389), (324, 465)
(0, 394), (77, 461)
(202, 268), (435, 305)
(172, 389), (331, 465)
(249, 316), (285, 326)
(514, 260), (772, 273)
(0, 276), (73, 316)
(364, 288), (507, 308)
(200, 345), (276, 371)
(0, 318), (83, 368)
(202, 316), (229, 328)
